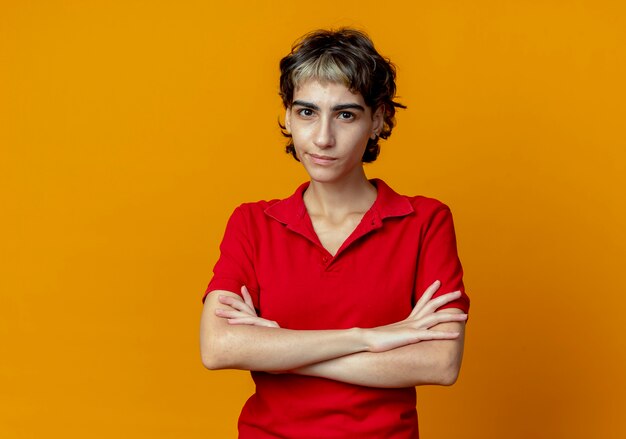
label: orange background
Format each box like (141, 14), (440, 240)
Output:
(2, 1), (625, 438)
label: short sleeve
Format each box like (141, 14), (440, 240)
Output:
(202, 205), (259, 305)
(414, 205), (470, 313)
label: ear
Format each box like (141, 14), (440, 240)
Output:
(284, 107), (291, 133)
(370, 105), (384, 139)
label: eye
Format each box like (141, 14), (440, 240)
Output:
(338, 111), (355, 120)
(297, 108), (314, 117)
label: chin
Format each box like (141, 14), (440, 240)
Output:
(305, 171), (337, 183)
(305, 167), (362, 186)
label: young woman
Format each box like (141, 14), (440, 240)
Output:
(200, 28), (470, 438)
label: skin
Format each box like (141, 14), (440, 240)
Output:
(200, 79), (467, 387)
(285, 80), (383, 255)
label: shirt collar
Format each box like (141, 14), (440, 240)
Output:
(264, 178), (414, 226)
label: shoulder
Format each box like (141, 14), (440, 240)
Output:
(228, 187), (298, 225)
(220, 199), (283, 245)
(226, 198), (281, 227)
(407, 195), (451, 216)
(375, 179), (451, 221)
(234, 198), (280, 215)
(403, 196), (455, 234)
(234, 182), (308, 226)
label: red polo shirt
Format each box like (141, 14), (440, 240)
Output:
(204, 179), (469, 438)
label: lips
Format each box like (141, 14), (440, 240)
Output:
(308, 153), (337, 165)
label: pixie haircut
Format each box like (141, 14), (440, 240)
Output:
(279, 28), (406, 163)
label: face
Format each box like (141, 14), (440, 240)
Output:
(285, 79), (383, 184)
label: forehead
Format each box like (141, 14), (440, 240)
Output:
(292, 79), (367, 107)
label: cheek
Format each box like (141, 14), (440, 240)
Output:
(291, 132), (303, 150)
(291, 135), (306, 160)
(348, 129), (372, 151)
(290, 126), (310, 147)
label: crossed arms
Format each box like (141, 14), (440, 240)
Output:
(200, 280), (467, 388)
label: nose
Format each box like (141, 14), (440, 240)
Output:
(313, 116), (335, 149)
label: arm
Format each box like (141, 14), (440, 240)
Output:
(200, 289), (365, 371)
(200, 282), (467, 372)
(290, 310), (465, 388)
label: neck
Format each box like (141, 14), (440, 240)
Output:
(304, 171), (377, 218)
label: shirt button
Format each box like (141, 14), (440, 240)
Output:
(322, 256), (329, 263)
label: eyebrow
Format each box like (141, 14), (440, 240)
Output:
(292, 100), (366, 112)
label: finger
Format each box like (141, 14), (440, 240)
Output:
(417, 329), (461, 341)
(409, 280), (441, 318)
(414, 290), (462, 320)
(219, 295), (256, 316)
(413, 312), (467, 329)
(218, 295), (247, 311)
(218, 294), (243, 304)
(241, 286), (256, 313)
(228, 317), (279, 328)
(215, 308), (252, 319)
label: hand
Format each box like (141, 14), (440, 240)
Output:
(364, 280), (467, 353)
(215, 286), (280, 328)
